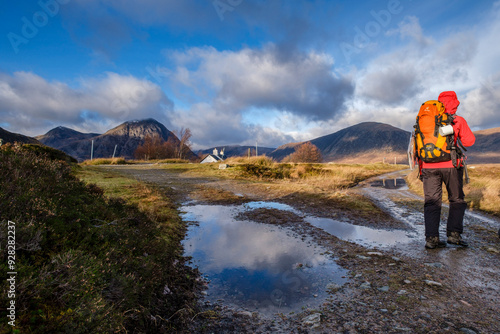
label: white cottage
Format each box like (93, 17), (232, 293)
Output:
(200, 148), (225, 163)
(200, 154), (223, 163)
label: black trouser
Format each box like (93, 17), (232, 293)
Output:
(422, 168), (467, 237)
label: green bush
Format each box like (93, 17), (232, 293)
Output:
(238, 161), (292, 179)
(0, 144), (200, 333)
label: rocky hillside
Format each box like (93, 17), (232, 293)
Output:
(269, 122), (411, 163)
(37, 119), (194, 161)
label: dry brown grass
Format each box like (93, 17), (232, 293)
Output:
(330, 150), (408, 165)
(165, 157), (407, 191)
(406, 164), (500, 217)
(81, 157), (128, 165)
(305, 163), (407, 190)
(223, 155), (275, 165)
(465, 165), (500, 216)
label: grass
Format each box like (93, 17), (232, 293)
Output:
(0, 144), (200, 333)
(464, 165), (500, 216)
(81, 158), (191, 165)
(76, 167), (181, 225)
(406, 164), (500, 217)
(165, 155), (406, 186)
(80, 157), (129, 165)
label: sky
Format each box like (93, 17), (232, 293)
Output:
(1, 0), (499, 150)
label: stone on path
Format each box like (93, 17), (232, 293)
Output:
(303, 313), (322, 329)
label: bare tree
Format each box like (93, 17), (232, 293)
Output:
(134, 135), (169, 160)
(174, 127), (192, 160)
(284, 142), (323, 163)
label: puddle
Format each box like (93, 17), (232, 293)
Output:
(181, 204), (348, 315)
(370, 178), (407, 189)
(306, 217), (414, 248)
(243, 201), (416, 248)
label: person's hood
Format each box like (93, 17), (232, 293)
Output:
(438, 91), (460, 114)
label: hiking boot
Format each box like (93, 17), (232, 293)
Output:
(447, 231), (469, 247)
(425, 236), (446, 249)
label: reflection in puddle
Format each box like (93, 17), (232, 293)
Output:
(181, 204), (348, 315)
(242, 201), (415, 248)
(370, 178), (407, 189)
(306, 217), (413, 248)
(243, 201), (300, 213)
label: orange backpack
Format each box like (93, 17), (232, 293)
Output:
(413, 100), (454, 163)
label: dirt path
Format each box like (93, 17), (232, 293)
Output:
(101, 165), (500, 333)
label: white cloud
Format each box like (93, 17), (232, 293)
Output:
(0, 72), (172, 135)
(163, 44), (354, 148)
(459, 3), (500, 129)
(0, 71), (172, 135)
(167, 45), (354, 121)
(348, 9), (500, 133)
(166, 103), (295, 150)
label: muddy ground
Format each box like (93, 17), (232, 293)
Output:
(100, 165), (499, 334)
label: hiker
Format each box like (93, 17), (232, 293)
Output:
(418, 91), (475, 249)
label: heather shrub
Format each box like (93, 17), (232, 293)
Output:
(238, 158), (293, 179)
(0, 144), (200, 333)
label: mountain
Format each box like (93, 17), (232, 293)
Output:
(467, 127), (500, 164)
(269, 122), (411, 164)
(38, 119), (195, 162)
(35, 126), (100, 149)
(197, 145), (276, 158)
(0, 127), (41, 145)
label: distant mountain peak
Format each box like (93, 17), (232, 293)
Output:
(45, 126), (85, 135)
(269, 122), (411, 163)
(103, 118), (170, 138)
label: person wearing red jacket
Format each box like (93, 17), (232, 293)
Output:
(421, 91), (475, 249)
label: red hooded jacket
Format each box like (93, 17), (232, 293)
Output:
(421, 91), (475, 169)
